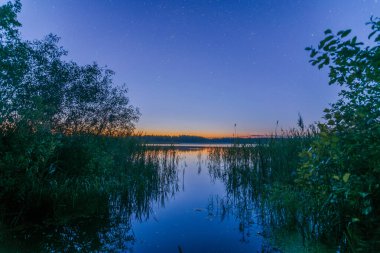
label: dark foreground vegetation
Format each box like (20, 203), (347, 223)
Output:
(0, 3), (181, 251)
(302, 17), (380, 251)
(0, 0), (144, 227)
(1, 1), (379, 252)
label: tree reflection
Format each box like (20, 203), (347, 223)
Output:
(3, 149), (179, 252)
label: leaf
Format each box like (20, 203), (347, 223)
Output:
(368, 30), (377, 39)
(323, 40), (337, 51)
(318, 35), (334, 49)
(324, 35), (334, 42)
(363, 206), (372, 215)
(310, 49), (318, 58)
(332, 175), (340, 180)
(324, 29), (332, 35)
(339, 29), (351, 38)
(343, 173), (350, 183)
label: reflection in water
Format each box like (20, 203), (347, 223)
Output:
(1, 149), (179, 252)
(0, 147), (335, 252)
(207, 147), (336, 253)
(207, 147), (264, 244)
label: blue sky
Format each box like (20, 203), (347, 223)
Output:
(16, 0), (380, 137)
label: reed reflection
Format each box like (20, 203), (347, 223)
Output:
(2, 149), (179, 252)
(206, 146), (336, 252)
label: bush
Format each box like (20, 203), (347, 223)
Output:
(299, 17), (380, 251)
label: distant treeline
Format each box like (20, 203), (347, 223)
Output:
(137, 135), (272, 144)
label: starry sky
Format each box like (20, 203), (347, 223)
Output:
(14, 0), (380, 137)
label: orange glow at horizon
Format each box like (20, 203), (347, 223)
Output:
(136, 129), (265, 138)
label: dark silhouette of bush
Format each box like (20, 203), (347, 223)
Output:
(0, 0), (140, 225)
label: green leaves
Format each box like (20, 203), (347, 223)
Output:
(367, 16), (380, 42)
(342, 173), (350, 183)
(301, 17), (380, 250)
(0, 0), (21, 42)
(337, 29), (351, 38)
(0, 2), (140, 137)
(318, 35), (334, 49)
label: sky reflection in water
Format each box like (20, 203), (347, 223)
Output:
(131, 148), (265, 253)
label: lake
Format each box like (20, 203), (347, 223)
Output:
(0, 146), (336, 253)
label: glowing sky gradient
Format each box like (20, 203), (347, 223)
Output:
(16, 0), (379, 137)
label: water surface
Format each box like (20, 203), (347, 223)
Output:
(0, 147), (335, 252)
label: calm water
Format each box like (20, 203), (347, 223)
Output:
(0, 147), (335, 253)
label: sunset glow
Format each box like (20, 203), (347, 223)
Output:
(138, 129), (261, 138)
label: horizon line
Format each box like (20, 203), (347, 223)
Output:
(136, 130), (272, 139)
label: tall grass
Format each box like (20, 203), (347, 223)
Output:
(0, 132), (180, 251)
(0, 132), (178, 228)
(206, 123), (345, 248)
(207, 117), (380, 252)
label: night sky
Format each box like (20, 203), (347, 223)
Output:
(15, 0), (380, 137)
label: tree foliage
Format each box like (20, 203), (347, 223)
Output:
(300, 17), (380, 251)
(0, 0), (140, 223)
(0, 0), (140, 136)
